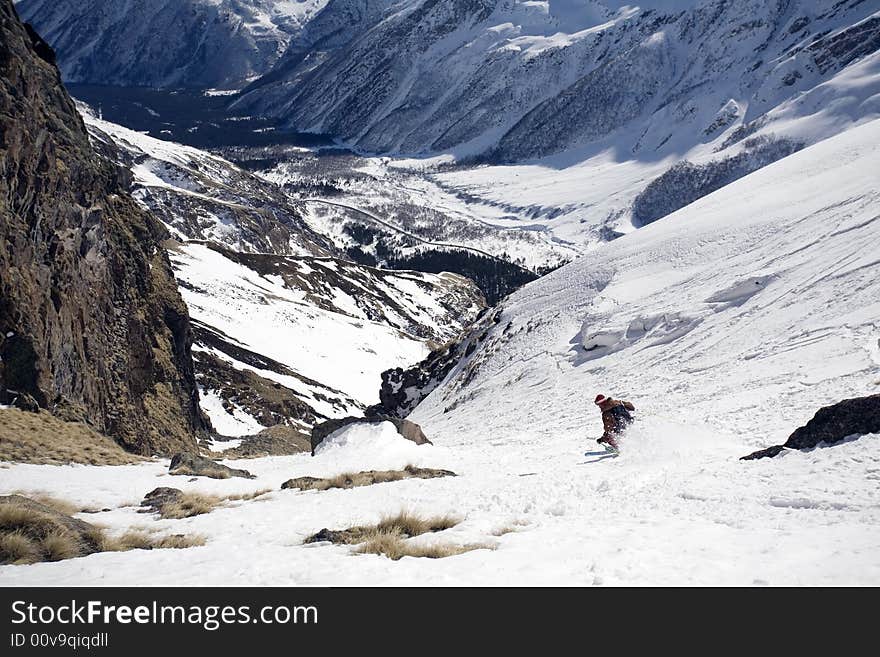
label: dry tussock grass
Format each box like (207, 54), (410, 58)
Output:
(0, 502), (100, 565)
(374, 510), (459, 537)
(9, 491), (88, 516)
(100, 531), (206, 552)
(0, 495), (205, 565)
(0, 409), (141, 465)
(155, 489), (270, 519)
(283, 465), (454, 492)
(307, 510), (490, 560)
(356, 532), (493, 560)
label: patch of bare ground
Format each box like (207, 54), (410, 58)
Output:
(282, 465), (455, 491)
(0, 409), (142, 465)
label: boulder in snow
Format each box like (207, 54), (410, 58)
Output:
(310, 416), (431, 456)
(168, 453), (255, 479)
(741, 394), (880, 460)
(139, 487), (184, 514)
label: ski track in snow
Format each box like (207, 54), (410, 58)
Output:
(2, 120), (880, 587)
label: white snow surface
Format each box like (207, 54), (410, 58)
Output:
(199, 389), (266, 437)
(2, 119), (879, 587)
(172, 243), (430, 406)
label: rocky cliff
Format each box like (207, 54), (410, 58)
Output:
(0, 0), (206, 454)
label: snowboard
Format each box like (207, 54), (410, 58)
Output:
(585, 443), (619, 457)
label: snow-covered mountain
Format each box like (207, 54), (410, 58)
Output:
(4, 119), (876, 586)
(80, 106), (560, 304)
(25, 0), (880, 252)
(239, 0), (880, 158)
(84, 108), (336, 256)
(226, 0), (880, 250)
(78, 109), (487, 440)
(172, 241), (485, 437)
(404, 118), (880, 442)
(15, 0), (328, 88)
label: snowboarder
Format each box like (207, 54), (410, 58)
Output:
(594, 394), (635, 452)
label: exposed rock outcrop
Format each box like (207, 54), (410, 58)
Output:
(193, 349), (320, 433)
(168, 453), (255, 480)
(368, 307), (503, 419)
(0, 1), (206, 455)
(139, 487), (185, 515)
(310, 416), (431, 456)
(742, 395), (880, 460)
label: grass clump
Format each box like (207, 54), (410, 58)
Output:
(305, 510), (491, 560)
(100, 531), (206, 552)
(9, 492), (87, 516)
(356, 533), (492, 560)
(374, 510), (459, 537)
(0, 500), (100, 565)
(0, 495), (204, 565)
(282, 465), (455, 492)
(159, 493), (221, 519)
(144, 488), (271, 519)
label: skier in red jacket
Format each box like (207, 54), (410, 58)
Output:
(594, 394), (635, 452)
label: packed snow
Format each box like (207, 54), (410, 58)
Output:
(2, 118), (878, 586)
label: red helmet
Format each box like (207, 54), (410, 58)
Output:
(594, 394), (606, 405)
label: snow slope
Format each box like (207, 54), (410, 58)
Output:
(171, 242), (485, 430)
(1, 118), (877, 586)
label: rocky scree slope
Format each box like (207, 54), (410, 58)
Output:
(0, 0), (207, 455)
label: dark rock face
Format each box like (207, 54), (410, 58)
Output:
(193, 349), (320, 433)
(310, 416), (432, 456)
(741, 395), (880, 460)
(369, 307), (503, 419)
(740, 445), (787, 461)
(785, 395), (880, 449)
(218, 425), (311, 459)
(0, 1), (206, 455)
(168, 453), (255, 480)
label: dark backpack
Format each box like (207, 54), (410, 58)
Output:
(607, 403), (634, 432)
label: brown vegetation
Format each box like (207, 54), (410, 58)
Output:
(305, 510), (493, 560)
(356, 532), (491, 560)
(0, 495), (204, 565)
(0, 409), (142, 465)
(142, 488), (271, 520)
(282, 465), (455, 491)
